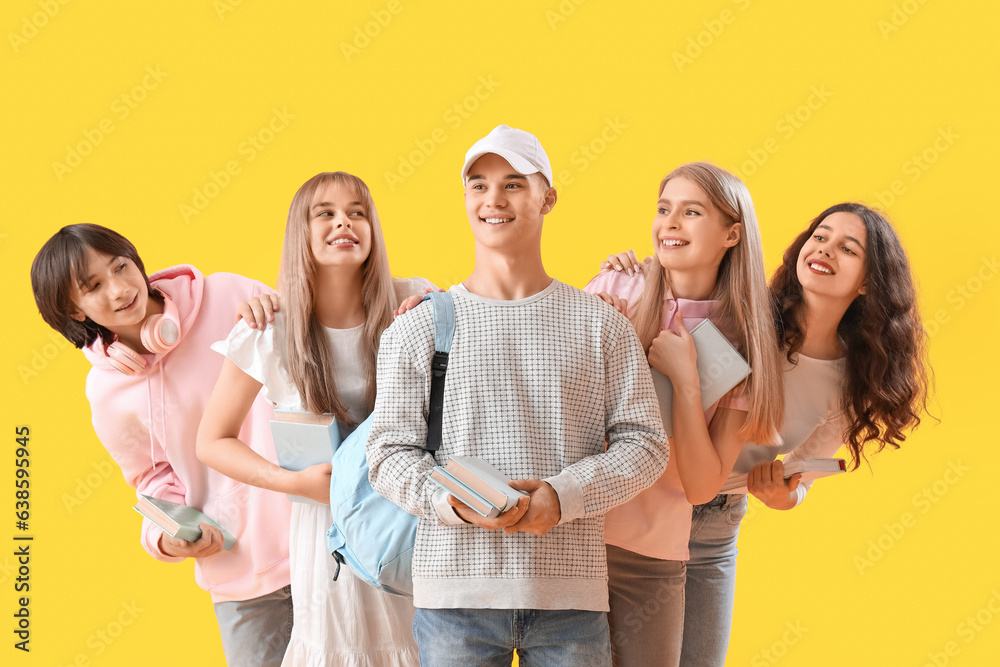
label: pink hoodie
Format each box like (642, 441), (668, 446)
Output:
(82, 265), (291, 603)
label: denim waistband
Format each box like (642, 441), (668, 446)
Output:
(700, 493), (745, 510)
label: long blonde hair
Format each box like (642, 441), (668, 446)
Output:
(279, 172), (396, 424)
(631, 162), (783, 445)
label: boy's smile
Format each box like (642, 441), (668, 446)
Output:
(464, 153), (554, 248)
(69, 245), (151, 331)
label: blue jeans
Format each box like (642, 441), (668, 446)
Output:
(214, 584), (293, 667)
(681, 493), (747, 667)
(413, 607), (612, 667)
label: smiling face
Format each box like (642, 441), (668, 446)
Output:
(308, 181), (372, 270)
(464, 153), (555, 253)
(69, 245), (151, 331)
(796, 211), (868, 301)
(652, 175), (741, 274)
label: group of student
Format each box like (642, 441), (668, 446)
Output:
(31, 124), (930, 667)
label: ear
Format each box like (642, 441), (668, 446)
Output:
(540, 187), (557, 215)
(724, 223), (742, 248)
(858, 282), (867, 296)
(69, 308), (87, 323)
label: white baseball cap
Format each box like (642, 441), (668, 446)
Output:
(462, 125), (553, 186)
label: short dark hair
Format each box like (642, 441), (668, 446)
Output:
(30, 224), (156, 349)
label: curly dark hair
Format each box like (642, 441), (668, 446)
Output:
(770, 203), (931, 469)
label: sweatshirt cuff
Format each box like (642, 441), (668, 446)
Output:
(544, 469), (584, 525)
(793, 484), (808, 508)
(432, 488), (468, 526)
(142, 520), (185, 563)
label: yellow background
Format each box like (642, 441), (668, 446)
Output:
(3, 1), (996, 664)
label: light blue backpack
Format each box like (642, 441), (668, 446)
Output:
(325, 291), (455, 596)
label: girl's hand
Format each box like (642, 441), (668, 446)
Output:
(237, 294), (281, 329)
(648, 310), (699, 390)
(296, 462), (333, 505)
(599, 250), (650, 276)
(594, 291), (629, 317)
(394, 287), (445, 318)
(747, 460), (802, 509)
(159, 523), (225, 559)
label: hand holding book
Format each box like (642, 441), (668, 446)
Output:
(159, 522), (227, 559)
(727, 458), (847, 510)
(648, 310), (701, 391)
(447, 492), (530, 531)
(502, 480), (561, 536)
(747, 459), (803, 511)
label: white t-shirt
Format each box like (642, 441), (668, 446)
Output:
(212, 313), (366, 421)
(728, 353), (847, 505)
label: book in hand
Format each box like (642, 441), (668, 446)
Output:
(269, 410), (340, 505)
(133, 495), (236, 550)
(720, 457), (848, 495)
(430, 455), (528, 519)
(650, 318), (751, 438)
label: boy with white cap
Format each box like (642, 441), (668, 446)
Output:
(367, 125), (668, 666)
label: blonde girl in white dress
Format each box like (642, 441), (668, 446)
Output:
(198, 171), (430, 666)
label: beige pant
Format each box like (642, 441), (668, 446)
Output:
(606, 544), (686, 667)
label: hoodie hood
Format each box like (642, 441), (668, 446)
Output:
(82, 265), (205, 370)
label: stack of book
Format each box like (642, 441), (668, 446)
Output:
(430, 456), (527, 518)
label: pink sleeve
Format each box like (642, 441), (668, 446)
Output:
(251, 280), (276, 297)
(717, 379), (750, 413)
(86, 369), (191, 563)
(136, 464), (190, 561)
(89, 406), (189, 562)
(582, 268), (647, 303)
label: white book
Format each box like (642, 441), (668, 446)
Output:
(720, 457), (847, 495)
(430, 455), (527, 518)
(651, 319), (751, 437)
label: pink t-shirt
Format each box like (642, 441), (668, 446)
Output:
(584, 267), (748, 560)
